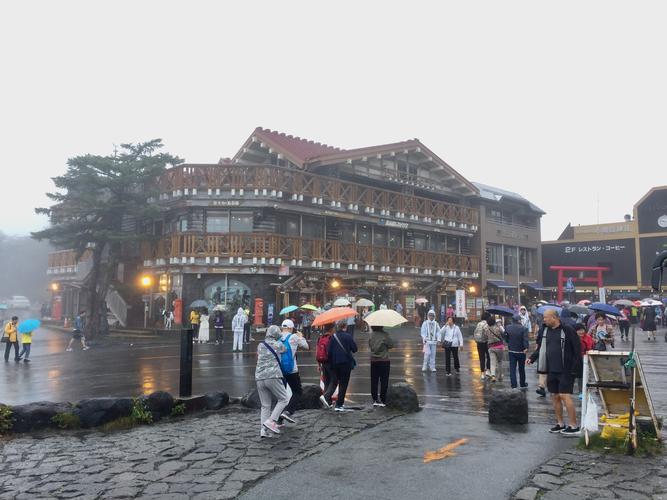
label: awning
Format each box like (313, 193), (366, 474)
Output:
(522, 282), (552, 292)
(487, 279), (516, 289)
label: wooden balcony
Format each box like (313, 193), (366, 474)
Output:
(141, 233), (480, 274)
(47, 249), (92, 276)
(155, 164), (479, 226)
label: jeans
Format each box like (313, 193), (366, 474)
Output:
(192, 323), (199, 340)
(508, 352), (527, 388)
(322, 362), (336, 404)
(489, 348), (503, 379)
(619, 321), (630, 337)
(244, 323), (251, 343)
(215, 328), (223, 343)
(4, 341), (19, 361)
(444, 346), (460, 374)
(370, 360), (390, 404)
(325, 363), (352, 407)
(476, 342), (490, 372)
(256, 378), (290, 434)
(422, 343), (437, 370)
(18, 343), (31, 360)
(284, 372), (303, 414)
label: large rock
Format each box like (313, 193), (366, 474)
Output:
(76, 398), (133, 428)
(175, 395), (207, 414)
(205, 392), (230, 411)
(241, 389), (261, 409)
(11, 401), (71, 433)
(488, 389), (528, 425)
(386, 383), (420, 413)
(145, 391), (174, 420)
(294, 384), (322, 410)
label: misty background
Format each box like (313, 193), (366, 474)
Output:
(1, 1), (665, 302)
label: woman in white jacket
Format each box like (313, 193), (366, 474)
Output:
(439, 316), (464, 376)
(232, 308), (247, 352)
(420, 310), (441, 372)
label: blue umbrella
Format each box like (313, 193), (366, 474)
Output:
(279, 305), (298, 316)
(486, 306), (515, 316)
(537, 305), (562, 315)
(589, 302), (622, 316)
(18, 319), (41, 333)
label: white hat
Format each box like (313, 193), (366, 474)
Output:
(281, 319), (295, 329)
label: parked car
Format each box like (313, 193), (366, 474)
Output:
(8, 296), (31, 309)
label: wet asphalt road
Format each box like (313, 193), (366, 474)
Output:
(1, 325), (665, 422)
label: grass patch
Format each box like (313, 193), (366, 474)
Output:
(51, 412), (81, 430)
(0, 405), (12, 434)
(131, 398), (153, 425)
(578, 430), (663, 457)
(101, 416), (137, 432)
(170, 402), (185, 417)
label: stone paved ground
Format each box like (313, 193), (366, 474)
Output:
(0, 406), (400, 500)
(512, 449), (667, 500)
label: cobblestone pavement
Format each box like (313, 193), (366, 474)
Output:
(0, 406), (401, 499)
(512, 449), (667, 500)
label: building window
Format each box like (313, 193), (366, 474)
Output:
(447, 236), (459, 254)
(206, 211), (229, 233)
(279, 215), (300, 237)
(338, 221), (355, 243)
(178, 216), (189, 232)
(388, 229), (402, 248)
(486, 244), (502, 274)
(413, 232), (427, 251)
(373, 227), (387, 247)
(433, 234), (446, 252)
(504, 246), (517, 275)
(230, 211), (254, 232)
(357, 224), (371, 245)
(302, 216), (323, 239)
(519, 248), (534, 276)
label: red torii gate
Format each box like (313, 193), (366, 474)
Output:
(549, 265), (610, 303)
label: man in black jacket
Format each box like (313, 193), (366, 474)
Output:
(528, 309), (581, 436)
(505, 315), (529, 390)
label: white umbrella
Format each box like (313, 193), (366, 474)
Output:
(612, 299), (634, 307)
(333, 298), (351, 307)
(640, 299), (662, 307)
(364, 309), (408, 328)
(415, 297), (429, 305)
(354, 298), (374, 308)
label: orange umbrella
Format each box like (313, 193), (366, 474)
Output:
(311, 307), (357, 327)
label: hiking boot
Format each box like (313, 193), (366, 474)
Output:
(262, 419), (281, 434)
(549, 424), (566, 433)
(536, 387), (547, 397)
(319, 395), (331, 409)
(280, 413), (296, 424)
(560, 426), (581, 437)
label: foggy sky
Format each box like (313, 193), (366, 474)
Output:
(1, 1), (665, 241)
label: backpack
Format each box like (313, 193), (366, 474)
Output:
(280, 334), (295, 374)
(473, 321), (488, 343)
(316, 334), (331, 363)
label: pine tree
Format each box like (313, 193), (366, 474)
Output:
(32, 140), (182, 338)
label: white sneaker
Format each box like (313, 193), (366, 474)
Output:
(66, 348), (72, 352)
(480, 374), (485, 380)
(319, 395), (331, 409)
(430, 368), (437, 372)
(280, 413), (296, 424)
(422, 367), (428, 372)
(335, 406), (353, 412)
(262, 419), (281, 434)
(82, 347), (89, 351)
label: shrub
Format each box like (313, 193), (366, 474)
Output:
(171, 402), (186, 417)
(101, 416), (137, 432)
(51, 412), (81, 430)
(131, 398), (153, 425)
(0, 406), (12, 434)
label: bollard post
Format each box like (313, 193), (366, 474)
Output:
(179, 328), (194, 398)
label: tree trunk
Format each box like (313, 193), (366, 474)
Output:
(84, 245), (104, 340)
(84, 242), (118, 339)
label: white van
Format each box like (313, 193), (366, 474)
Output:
(8, 296), (31, 309)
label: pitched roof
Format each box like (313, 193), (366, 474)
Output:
(473, 182), (545, 214)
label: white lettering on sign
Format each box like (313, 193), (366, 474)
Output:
(210, 200), (242, 206)
(563, 244), (626, 254)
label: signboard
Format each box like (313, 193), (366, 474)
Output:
(542, 238), (637, 286)
(455, 289), (467, 318)
(598, 287), (606, 304)
(639, 236), (667, 284)
(565, 278), (575, 292)
(637, 188), (667, 234)
(278, 265), (290, 276)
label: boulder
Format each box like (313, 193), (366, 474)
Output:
(145, 391), (174, 420)
(176, 395), (207, 414)
(76, 398), (133, 428)
(241, 389), (261, 409)
(204, 392), (230, 411)
(294, 384), (322, 410)
(11, 401), (71, 433)
(488, 389), (528, 425)
(386, 383), (420, 413)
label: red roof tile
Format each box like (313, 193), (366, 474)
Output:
(254, 127), (343, 163)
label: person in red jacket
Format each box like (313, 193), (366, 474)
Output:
(575, 322), (594, 399)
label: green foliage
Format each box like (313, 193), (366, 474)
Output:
(0, 405), (12, 434)
(170, 402), (186, 417)
(131, 398), (153, 425)
(579, 430), (663, 457)
(51, 412), (81, 430)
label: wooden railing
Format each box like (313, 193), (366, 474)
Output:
(155, 164), (479, 226)
(142, 233), (480, 273)
(47, 250), (78, 270)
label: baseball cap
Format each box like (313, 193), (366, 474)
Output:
(281, 319), (295, 329)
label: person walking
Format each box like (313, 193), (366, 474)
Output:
(66, 311), (89, 352)
(575, 322), (594, 399)
(325, 320), (358, 412)
(255, 325), (290, 438)
(642, 305), (657, 341)
(214, 310), (224, 344)
(345, 312), (356, 339)
(589, 313), (612, 350)
(394, 301), (403, 315)
(17, 326), (35, 363)
(243, 307), (253, 343)
(302, 311), (314, 341)
(317, 323), (336, 409)
(473, 312), (492, 379)
(618, 307), (630, 341)
(420, 310), (440, 372)
(504, 314), (529, 389)
(369, 325), (394, 406)
(198, 310), (210, 343)
(231, 307), (246, 352)
(279, 319), (309, 424)
(518, 306), (532, 332)
(165, 310), (174, 329)
(487, 317), (505, 383)
(189, 309), (200, 341)
(528, 309), (582, 436)
(3, 316), (20, 362)
(440, 316), (463, 376)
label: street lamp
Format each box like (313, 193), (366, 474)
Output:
(50, 283), (59, 292)
(468, 285), (476, 294)
(331, 279), (340, 289)
(140, 275), (153, 328)
(401, 281), (409, 289)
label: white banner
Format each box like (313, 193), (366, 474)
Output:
(598, 287), (606, 304)
(455, 289), (467, 318)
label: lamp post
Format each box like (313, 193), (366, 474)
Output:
(140, 275), (153, 329)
